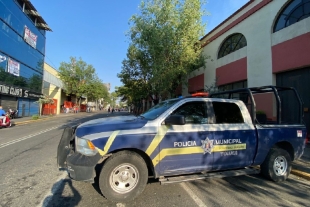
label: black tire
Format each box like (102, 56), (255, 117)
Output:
(260, 148), (291, 182)
(99, 151), (148, 202)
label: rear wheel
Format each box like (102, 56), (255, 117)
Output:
(261, 148), (291, 182)
(99, 151), (148, 202)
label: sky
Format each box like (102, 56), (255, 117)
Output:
(31, 0), (249, 92)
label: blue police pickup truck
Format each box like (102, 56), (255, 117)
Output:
(57, 86), (307, 202)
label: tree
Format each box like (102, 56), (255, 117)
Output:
(86, 77), (109, 102)
(110, 92), (118, 108)
(116, 45), (151, 107)
(120, 0), (207, 103)
(58, 57), (97, 106)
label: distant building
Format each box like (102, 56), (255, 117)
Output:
(0, 0), (51, 117)
(103, 83), (111, 91)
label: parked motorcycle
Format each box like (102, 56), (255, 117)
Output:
(9, 109), (18, 119)
(0, 113), (12, 128)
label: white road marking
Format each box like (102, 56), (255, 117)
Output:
(37, 172), (68, 207)
(0, 125), (61, 149)
(180, 182), (207, 207)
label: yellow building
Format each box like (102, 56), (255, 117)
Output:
(43, 63), (65, 115)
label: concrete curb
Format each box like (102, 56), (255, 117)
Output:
(13, 117), (53, 125)
(12, 112), (100, 126)
(12, 113), (77, 125)
(291, 169), (310, 181)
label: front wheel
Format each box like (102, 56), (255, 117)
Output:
(6, 122), (12, 128)
(99, 151), (148, 202)
(260, 148), (291, 182)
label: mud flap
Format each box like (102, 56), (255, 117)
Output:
(57, 126), (77, 169)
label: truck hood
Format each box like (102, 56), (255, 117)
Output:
(75, 115), (148, 137)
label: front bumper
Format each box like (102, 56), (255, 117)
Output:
(57, 126), (101, 182)
(66, 152), (101, 182)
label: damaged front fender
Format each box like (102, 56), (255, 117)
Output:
(57, 126), (77, 169)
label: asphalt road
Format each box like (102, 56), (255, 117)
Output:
(0, 112), (309, 207)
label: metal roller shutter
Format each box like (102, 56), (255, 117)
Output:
(0, 95), (17, 112)
(276, 67), (310, 136)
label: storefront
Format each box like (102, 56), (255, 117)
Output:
(0, 83), (42, 117)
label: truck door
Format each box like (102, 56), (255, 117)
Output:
(210, 101), (257, 170)
(157, 101), (213, 176)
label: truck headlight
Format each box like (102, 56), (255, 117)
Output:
(75, 137), (98, 156)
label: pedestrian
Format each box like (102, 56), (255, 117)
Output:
(86, 103), (90, 113)
(0, 106), (7, 124)
(108, 107), (110, 113)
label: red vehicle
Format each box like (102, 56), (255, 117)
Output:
(0, 113), (12, 128)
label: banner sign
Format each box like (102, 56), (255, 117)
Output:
(7, 58), (20, 76)
(0, 84), (43, 99)
(24, 26), (37, 49)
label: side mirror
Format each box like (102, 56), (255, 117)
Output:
(164, 115), (185, 125)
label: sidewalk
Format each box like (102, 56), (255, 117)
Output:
(11, 112), (79, 125)
(9, 113), (310, 181)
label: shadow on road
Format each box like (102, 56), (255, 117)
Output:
(42, 178), (81, 207)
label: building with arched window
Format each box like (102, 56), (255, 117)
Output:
(185, 0), (310, 136)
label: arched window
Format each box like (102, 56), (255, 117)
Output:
(274, 0), (310, 32)
(218, 33), (247, 59)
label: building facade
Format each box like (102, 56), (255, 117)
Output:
(0, 0), (51, 116)
(43, 63), (65, 115)
(185, 0), (310, 135)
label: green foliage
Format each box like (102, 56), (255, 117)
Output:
(110, 92), (118, 107)
(86, 77), (109, 101)
(119, 0), (207, 101)
(256, 110), (266, 115)
(37, 96), (54, 104)
(58, 57), (108, 104)
(32, 114), (39, 120)
(58, 57), (94, 98)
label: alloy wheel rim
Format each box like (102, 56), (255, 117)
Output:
(273, 155), (287, 176)
(109, 163), (139, 194)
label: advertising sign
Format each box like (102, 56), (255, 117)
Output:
(24, 26), (37, 49)
(7, 58), (20, 76)
(0, 84), (43, 99)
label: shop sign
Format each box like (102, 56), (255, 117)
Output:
(7, 58), (20, 76)
(0, 84), (43, 99)
(24, 26), (37, 49)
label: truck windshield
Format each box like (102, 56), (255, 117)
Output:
(141, 99), (180, 120)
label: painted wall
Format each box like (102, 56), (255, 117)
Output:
(43, 63), (63, 114)
(216, 57), (247, 86)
